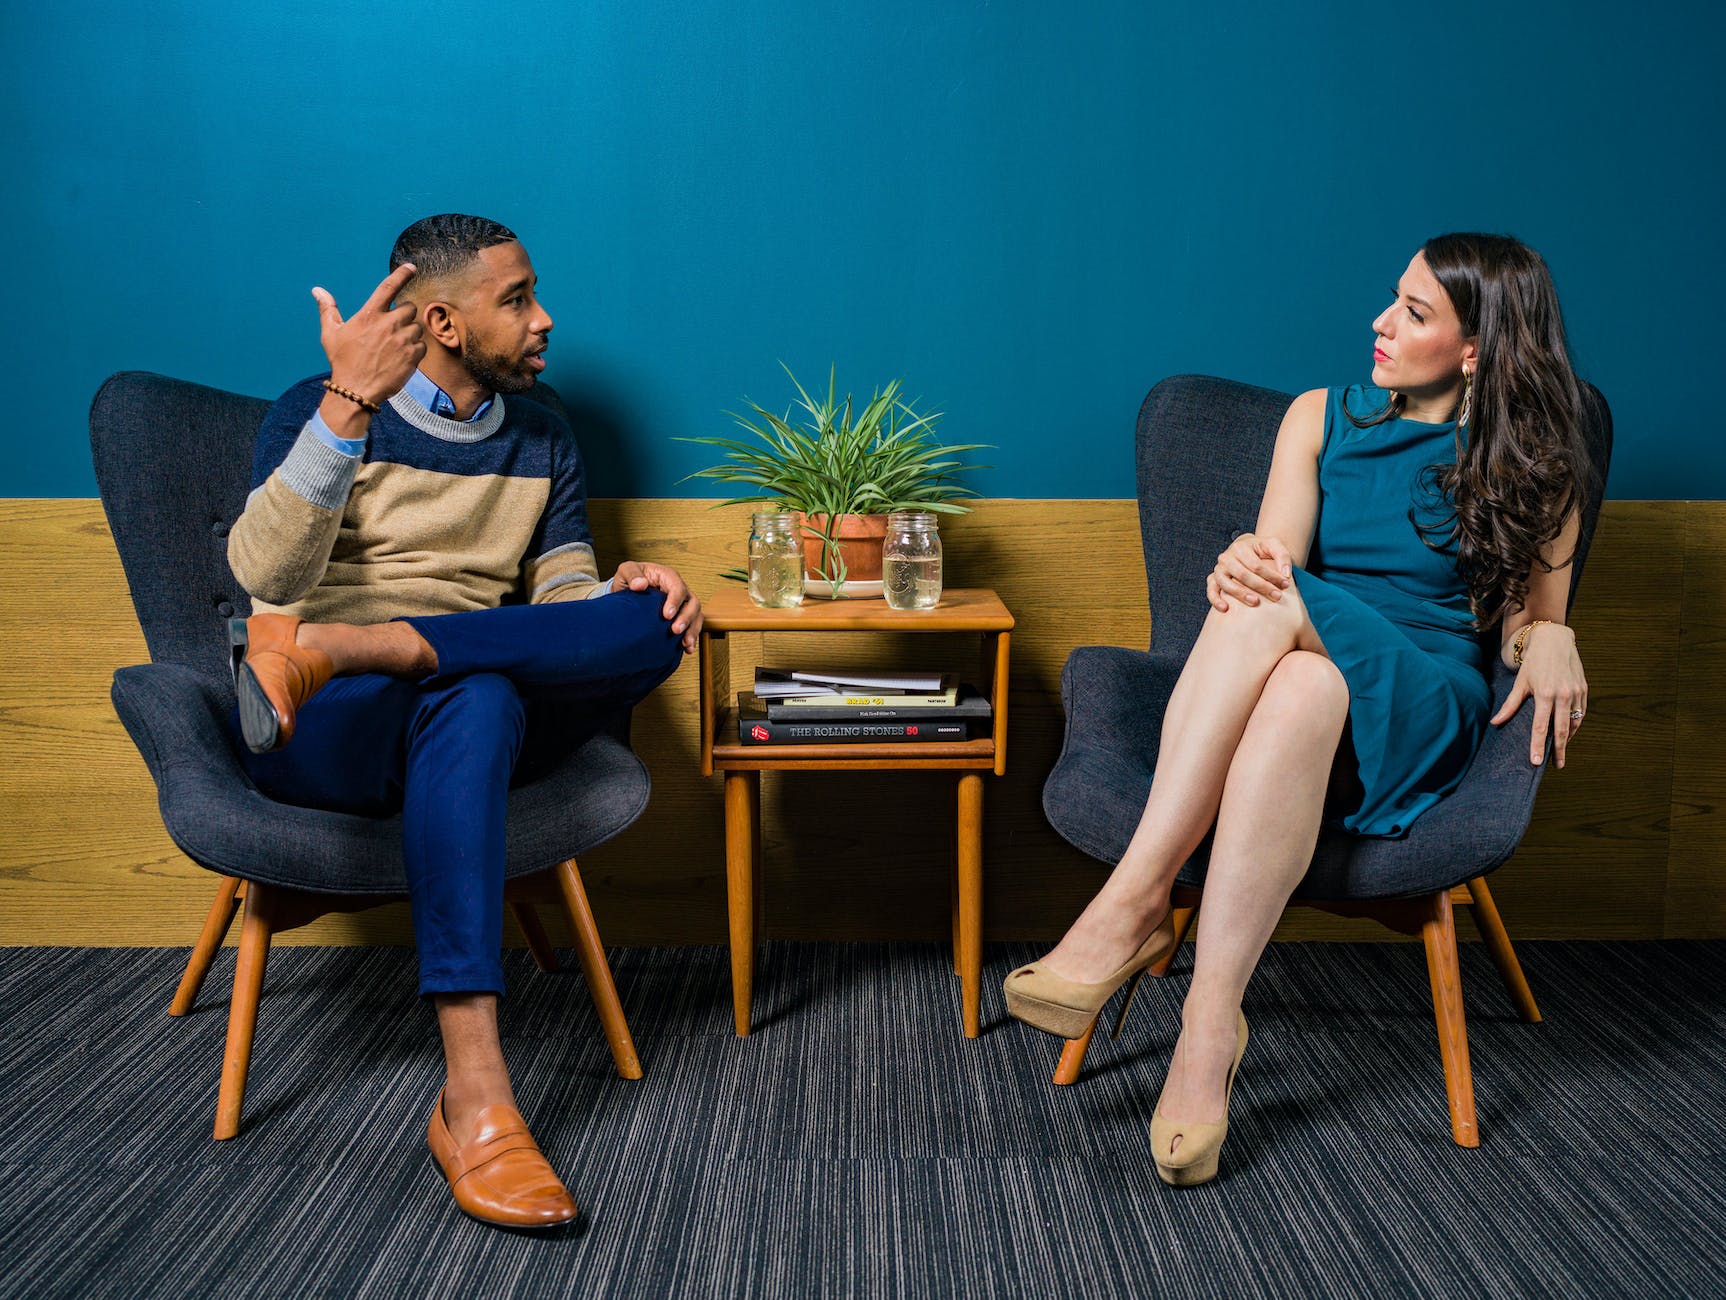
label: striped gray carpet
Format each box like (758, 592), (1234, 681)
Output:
(1, 940), (1722, 1298)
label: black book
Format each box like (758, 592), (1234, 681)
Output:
(758, 684), (992, 723)
(736, 694), (976, 745)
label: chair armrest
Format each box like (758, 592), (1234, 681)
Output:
(1042, 646), (1184, 864)
(110, 662), (244, 785)
(1316, 662), (1552, 899)
(111, 663), (655, 890)
(1056, 646), (1183, 772)
(112, 661), (416, 887)
(1404, 662), (1550, 878)
(503, 729), (652, 872)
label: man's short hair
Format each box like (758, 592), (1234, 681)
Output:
(389, 214), (518, 281)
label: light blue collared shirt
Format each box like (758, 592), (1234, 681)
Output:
(309, 371), (495, 456)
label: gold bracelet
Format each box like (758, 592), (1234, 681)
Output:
(1511, 618), (1556, 668)
(321, 380), (381, 415)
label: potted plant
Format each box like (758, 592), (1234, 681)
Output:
(680, 365), (989, 594)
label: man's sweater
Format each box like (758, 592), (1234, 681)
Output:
(229, 376), (606, 623)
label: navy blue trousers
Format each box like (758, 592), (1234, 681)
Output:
(236, 590), (683, 996)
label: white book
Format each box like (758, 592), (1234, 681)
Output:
(790, 669), (944, 692)
(752, 680), (864, 699)
(755, 666), (945, 694)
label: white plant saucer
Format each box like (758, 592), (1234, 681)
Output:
(803, 578), (884, 600)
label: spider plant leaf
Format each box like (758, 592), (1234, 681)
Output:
(690, 364), (990, 521)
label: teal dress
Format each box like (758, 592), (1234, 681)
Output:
(1290, 385), (1492, 837)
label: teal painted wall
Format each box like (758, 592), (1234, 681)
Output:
(4, 1), (1720, 499)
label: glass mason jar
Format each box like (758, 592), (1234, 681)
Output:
(748, 510), (805, 608)
(882, 510), (943, 610)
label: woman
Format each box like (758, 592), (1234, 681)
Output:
(1004, 233), (1593, 1186)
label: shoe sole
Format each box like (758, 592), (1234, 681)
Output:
(1004, 920), (1177, 1042)
(1002, 988), (1101, 1040)
(228, 618), (281, 754)
(1155, 1149), (1222, 1186)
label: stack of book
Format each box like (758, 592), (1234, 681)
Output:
(737, 668), (992, 745)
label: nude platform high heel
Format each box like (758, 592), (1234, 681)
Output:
(1150, 1009), (1249, 1187)
(1002, 912), (1178, 1040)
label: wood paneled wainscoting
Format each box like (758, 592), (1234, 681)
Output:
(1, 498), (1720, 947)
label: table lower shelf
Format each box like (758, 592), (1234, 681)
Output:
(711, 737), (996, 770)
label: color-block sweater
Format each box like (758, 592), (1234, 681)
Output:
(228, 376), (606, 623)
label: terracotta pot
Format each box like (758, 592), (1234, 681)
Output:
(798, 512), (888, 582)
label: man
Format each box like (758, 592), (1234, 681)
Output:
(226, 214), (702, 1229)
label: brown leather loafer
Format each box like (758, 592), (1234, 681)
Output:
(228, 613), (334, 754)
(427, 1089), (578, 1229)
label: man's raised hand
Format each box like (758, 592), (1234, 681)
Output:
(310, 263), (427, 409)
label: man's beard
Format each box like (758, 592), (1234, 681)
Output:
(462, 337), (540, 395)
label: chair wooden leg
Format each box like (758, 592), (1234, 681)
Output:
(1050, 899), (1200, 1086)
(552, 857), (642, 1080)
(1155, 901), (1199, 976)
(724, 771), (757, 1037)
(1053, 1023), (1096, 1085)
(956, 773), (984, 1039)
(214, 881), (275, 1140)
(170, 876), (244, 1017)
(1420, 890), (1480, 1148)
(510, 901), (560, 973)
(1460, 875), (1542, 1023)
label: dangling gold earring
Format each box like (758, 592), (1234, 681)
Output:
(1458, 367), (1473, 428)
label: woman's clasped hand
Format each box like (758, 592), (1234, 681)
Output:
(1207, 533), (1293, 611)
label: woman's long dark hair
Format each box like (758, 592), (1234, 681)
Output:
(1352, 233), (1592, 628)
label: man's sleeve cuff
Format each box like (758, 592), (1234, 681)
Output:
(307, 410), (367, 458)
(278, 420), (362, 510)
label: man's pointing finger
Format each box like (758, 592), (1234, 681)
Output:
(311, 286), (343, 330)
(362, 262), (418, 315)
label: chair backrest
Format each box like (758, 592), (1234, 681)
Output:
(90, 372), (270, 687)
(1133, 375), (1615, 662)
(89, 371), (575, 689)
(1133, 376), (1287, 658)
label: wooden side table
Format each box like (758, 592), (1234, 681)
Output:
(698, 586), (1013, 1038)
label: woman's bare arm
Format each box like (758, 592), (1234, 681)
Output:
(1208, 387), (1325, 610)
(1491, 510), (1588, 767)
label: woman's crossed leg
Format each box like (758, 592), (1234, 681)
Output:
(1037, 582), (1350, 1129)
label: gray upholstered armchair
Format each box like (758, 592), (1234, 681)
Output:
(1040, 374), (1613, 1146)
(90, 371), (648, 1139)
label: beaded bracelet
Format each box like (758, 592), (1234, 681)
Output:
(1511, 618), (1556, 668)
(321, 380), (381, 415)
